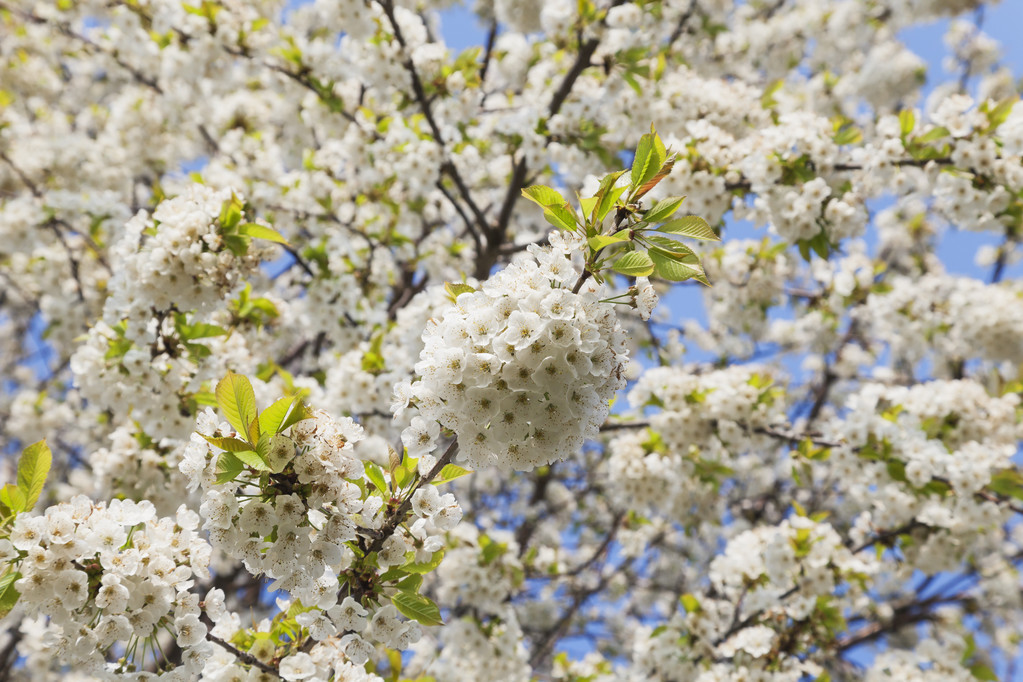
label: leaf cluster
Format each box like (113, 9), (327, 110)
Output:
(521, 125), (719, 286)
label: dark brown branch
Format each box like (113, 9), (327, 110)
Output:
(200, 613), (279, 676)
(364, 439), (459, 556)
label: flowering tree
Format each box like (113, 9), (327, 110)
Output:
(1, 0), (1023, 679)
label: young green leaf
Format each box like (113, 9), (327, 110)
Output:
(238, 222), (289, 245)
(248, 415), (261, 447)
(0, 485), (25, 514)
(257, 396), (302, 436)
(364, 461), (388, 494)
(643, 196), (686, 224)
(396, 573), (423, 594)
(201, 435), (256, 452)
(630, 127), (666, 195)
(0, 572), (21, 619)
(234, 448), (272, 472)
(521, 185), (568, 209)
(587, 233), (631, 253)
(392, 592), (444, 627)
(633, 159), (676, 202)
(403, 549), (445, 574)
(432, 464), (472, 486)
(215, 452), (245, 484)
(16, 440), (50, 512)
(898, 109), (915, 137)
(216, 372), (258, 440)
(915, 126), (949, 144)
(277, 400), (311, 434)
(542, 205), (579, 232)
(218, 195), (245, 232)
(643, 234), (698, 259)
(444, 282), (476, 302)
(592, 170), (628, 222)
(612, 251), (655, 277)
(657, 216), (719, 241)
(649, 249), (710, 285)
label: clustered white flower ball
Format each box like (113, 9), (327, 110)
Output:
(9, 496), (214, 677)
(412, 242), (628, 470)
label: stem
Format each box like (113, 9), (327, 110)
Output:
(365, 439), (459, 556)
(571, 269), (593, 294)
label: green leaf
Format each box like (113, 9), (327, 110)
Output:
(0, 572), (21, 619)
(174, 313), (228, 341)
(403, 549), (445, 574)
(810, 231), (831, 259)
(611, 251), (655, 277)
(392, 592), (444, 626)
(643, 234), (698, 259)
(987, 469), (1023, 501)
(833, 124), (862, 145)
(222, 234), (251, 258)
(970, 664), (998, 681)
(365, 461), (388, 494)
(432, 464), (472, 486)
(798, 239), (812, 262)
(392, 456), (412, 490)
(16, 440), (50, 512)
(578, 196), (598, 217)
(680, 593), (701, 614)
(201, 435), (257, 452)
(985, 97), (1016, 129)
(258, 396), (301, 436)
(193, 391), (218, 407)
(915, 126), (949, 144)
(587, 233), (631, 252)
(649, 249), (709, 284)
(444, 282), (476, 302)
(521, 185), (568, 209)
(277, 400), (311, 434)
(396, 573), (423, 594)
(238, 222), (289, 245)
(480, 537), (508, 565)
(633, 159), (674, 202)
(0, 485), (25, 514)
(592, 170), (628, 222)
(215, 452), (245, 484)
(630, 126), (666, 195)
(542, 205), (579, 232)
(761, 80), (783, 109)
(233, 448), (271, 472)
(657, 216), (719, 241)
(218, 194), (245, 232)
(643, 196), (685, 224)
(256, 430), (271, 459)
(961, 634), (977, 665)
(216, 372), (258, 440)
(898, 109), (915, 137)
(248, 415), (261, 447)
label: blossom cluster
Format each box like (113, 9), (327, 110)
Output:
(412, 241), (628, 470)
(180, 403), (461, 673)
(6, 497), (214, 677)
(605, 364), (787, 521)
